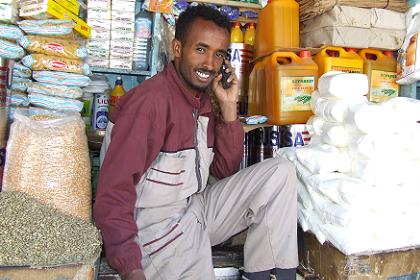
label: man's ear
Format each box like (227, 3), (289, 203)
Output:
(172, 38), (182, 58)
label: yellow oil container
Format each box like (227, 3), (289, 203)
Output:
(314, 46), (364, 77)
(255, 0), (299, 58)
(265, 51), (318, 125)
(248, 57), (290, 116)
(358, 49), (399, 103)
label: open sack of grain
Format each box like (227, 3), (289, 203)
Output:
(0, 191), (101, 279)
(2, 107), (92, 221)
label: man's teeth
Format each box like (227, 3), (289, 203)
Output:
(197, 71), (210, 79)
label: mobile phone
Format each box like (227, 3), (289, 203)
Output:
(220, 60), (232, 89)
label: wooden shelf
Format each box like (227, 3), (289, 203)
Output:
(186, 0), (262, 9)
(91, 67), (151, 76)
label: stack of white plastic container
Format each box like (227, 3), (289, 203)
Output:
(109, 0), (135, 69)
(277, 71), (420, 255)
(86, 0), (111, 68)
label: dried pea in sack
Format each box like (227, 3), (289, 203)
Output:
(17, 19), (74, 36)
(22, 53), (91, 75)
(19, 35), (88, 59)
(2, 108), (92, 221)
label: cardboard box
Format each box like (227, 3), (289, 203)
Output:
(20, 0), (80, 16)
(111, 0), (136, 11)
(19, 0), (91, 38)
(300, 232), (420, 280)
(87, 7), (111, 20)
(87, 0), (110, 9)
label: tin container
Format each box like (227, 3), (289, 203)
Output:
(246, 124), (310, 166)
(92, 92), (109, 132)
(228, 43), (253, 115)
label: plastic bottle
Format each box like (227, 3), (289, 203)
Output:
(255, 0), (299, 58)
(133, 8), (152, 71)
(244, 22), (256, 46)
(314, 46), (364, 77)
(358, 49), (399, 103)
(265, 51), (318, 125)
(230, 22), (243, 43)
(109, 77), (126, 114)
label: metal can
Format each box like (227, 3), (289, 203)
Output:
(247, 124), (311, 166)
(92, 92), (109, 132)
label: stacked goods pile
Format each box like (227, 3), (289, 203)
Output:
(2, 108), (92, 221)
(17, 19), (91, 112)
(277, 72), (420, 255)
(297, 0), (408, 21)
(86, 0), (112, 68)
(300, 6), (406, 50)
(0, 191), (101, 279)
(109, 0), (136, 69)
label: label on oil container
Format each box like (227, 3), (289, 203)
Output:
(280, 76), (315, 112)
(369, 70), (399, 103)
(331, 66), (362, 73)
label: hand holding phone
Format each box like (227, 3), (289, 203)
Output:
(220, 60), (232, 90)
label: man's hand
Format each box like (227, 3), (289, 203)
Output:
(212, 60), (239, 122)
(122, 269), (146, 280)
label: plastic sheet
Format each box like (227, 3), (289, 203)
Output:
(2, 108), (91, 221)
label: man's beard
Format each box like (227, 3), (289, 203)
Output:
(179, 63), (212, 93)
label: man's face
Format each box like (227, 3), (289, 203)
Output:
(173, 18), (230, 92)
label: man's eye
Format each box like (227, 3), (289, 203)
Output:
(216, 52), (225, 58)
(197, 48), (204, 53)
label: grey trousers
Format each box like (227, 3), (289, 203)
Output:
(136, 156), (298, 280)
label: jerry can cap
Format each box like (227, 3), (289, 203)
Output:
(299, 50), (311, 58)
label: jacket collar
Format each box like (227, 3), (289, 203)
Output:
(167, 62), (213, 115)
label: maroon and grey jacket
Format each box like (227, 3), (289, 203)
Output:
(93, 62), (244, 276)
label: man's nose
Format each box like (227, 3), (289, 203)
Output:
(203, 54), (216, 71)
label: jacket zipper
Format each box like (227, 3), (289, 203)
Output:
(193, 110), (203, 192)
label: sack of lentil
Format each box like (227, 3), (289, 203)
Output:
(2, 107), (92, 221)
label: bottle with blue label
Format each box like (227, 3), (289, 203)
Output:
(85, 74), (111, 133)
(133, 8), (152, 71)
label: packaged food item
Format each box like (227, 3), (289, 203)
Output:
(27, 82), (83, 99)
(19, 35), (87, 59)
(10, 92), (30, 106)
(18, 19), (74, 36)
(0, 23), (23, 40)
(0, 39), (24, 59)
(0, 1), (18, 24)
(32, 70), (91, 87)
(13, 63), (32, 78)
(11, 77), (31, 92)
(28, 92), (84, 111)
(22, 54), (91, 75)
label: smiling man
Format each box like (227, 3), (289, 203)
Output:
(94, 5), (298, 280)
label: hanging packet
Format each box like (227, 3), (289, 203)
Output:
(0, 39), (24, 59)
(32, 71), (91, 87)
(0, 23), (23, 40)
(18, 19), (74, 36)
(28, 93), (84, 112)
(19, 35), (88, 59)
(27, 82), (83, 99)
(22, 54), (91, 75)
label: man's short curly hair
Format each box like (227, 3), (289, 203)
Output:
(175, 5), (231, 44)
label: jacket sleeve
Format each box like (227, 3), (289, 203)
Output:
(210, 118), (244, 179)
(93, 98), (165, 277)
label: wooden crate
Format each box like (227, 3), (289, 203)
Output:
(300, 232), (420, 280)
